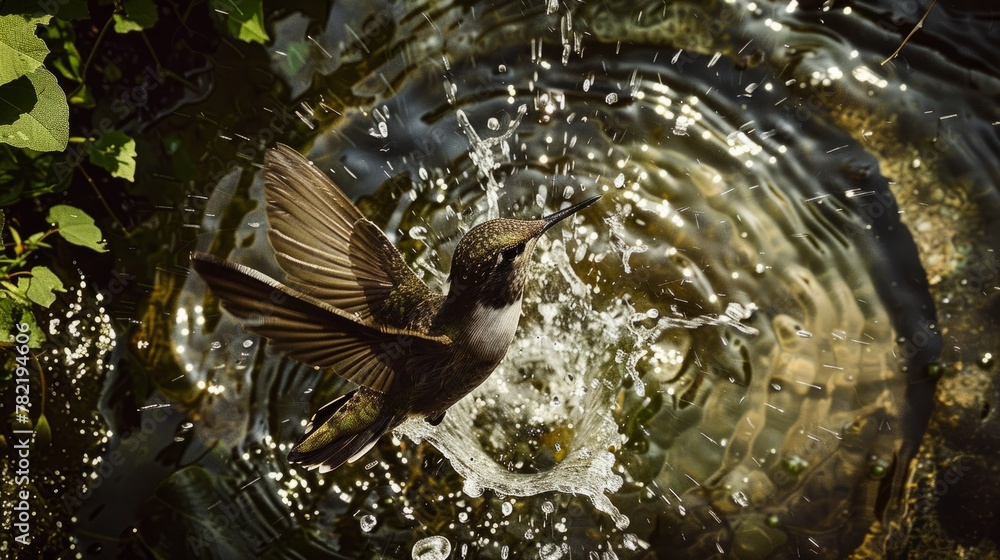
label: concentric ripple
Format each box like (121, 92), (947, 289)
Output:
(165, 1), (942, 558)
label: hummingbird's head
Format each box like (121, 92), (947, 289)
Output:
(448, 195), (600, 307)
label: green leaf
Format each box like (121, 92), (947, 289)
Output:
(211, 0), (269, 44)
(0, 297), (44, 347)
(0, 14), (49, 86)
(42, 20), (85, 83)
(68, 83), (95, 107)
(0, 150), (69, 206)
(46, 205), (107, 252)
(20, 306), (44, 347)
(113, 0), (158, 33)
(34, 413), (51, 447)
(17, 266), (65, 307)
(9, 225), (22, 253)
(89, 130), (137, 181)
(0, 295), (14, 337)
(0, 68), (70, 152)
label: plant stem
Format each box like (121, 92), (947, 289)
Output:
(69, 15), (115, 100)
(80, 166), (132, 236)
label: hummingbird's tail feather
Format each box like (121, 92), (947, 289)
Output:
(288, 388), (400, 473)
(190, 252), (451, 394)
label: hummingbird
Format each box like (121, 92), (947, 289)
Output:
(191, 144), (599, 473)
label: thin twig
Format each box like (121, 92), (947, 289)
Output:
(69, 15), (115, 99)
(881, 0), (938, 66)
(80, 166), (132, 236)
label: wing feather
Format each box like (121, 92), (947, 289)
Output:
(191, 253), (450, 393)
(263, 144), (439, 327)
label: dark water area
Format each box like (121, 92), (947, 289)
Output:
(2, 1), (998, 559)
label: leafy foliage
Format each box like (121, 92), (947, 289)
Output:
(89, 130), (137, 181)
(0, 14), (69, 152)
(113, 0), (159, 33)
(1, 205), (104, 348)
(0, 14), (52, 84)
(46, 204), (108, 252)
(17, 265), (66, 307)
(211, 0), (270, 44)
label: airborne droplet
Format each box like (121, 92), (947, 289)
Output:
(412, 536), (451, 560)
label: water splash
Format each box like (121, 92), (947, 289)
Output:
(456, 104), (528, 219)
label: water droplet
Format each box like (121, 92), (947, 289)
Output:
(210, 341), (221, 350)
(359, 514), (376, 532)
(796, 329), (813, 338)
(539, 543), (566, 560)
(623, 533), (640, 550)
(605, 92), (619, 105)
(541, 500), (554, 514)
(412, 536), (451, 560)
(731, 491), (749, 507)
(614, 173), (625, 188)
(409, 226), (427, 241)
(242, 340), (253, 348)
(501, 502), (513, 516)
(487, 117), (500, 130)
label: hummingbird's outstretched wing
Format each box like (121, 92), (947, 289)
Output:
(264, 144), (439, 329)
(191, 253), (450, 393)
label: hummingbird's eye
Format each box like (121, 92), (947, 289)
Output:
(501, 243), (525, 262)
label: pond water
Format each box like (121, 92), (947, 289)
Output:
(17, 1), (1000, 559)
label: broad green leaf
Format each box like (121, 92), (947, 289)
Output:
(113, 0), (158, 33)
(89, 130), (137, 181)
(211, 0), (269, 44)
(47, 205), (107, 252)
(17, 266), (65, 307)
(0, 67), (70, 152)
(0, 14), (49, 85)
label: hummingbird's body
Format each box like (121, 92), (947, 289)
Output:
(192, 144), (599, 472)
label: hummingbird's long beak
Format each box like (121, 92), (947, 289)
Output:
(540, 195), (601, 233)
